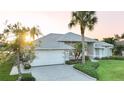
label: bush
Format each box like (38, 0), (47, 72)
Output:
(73, 62), (99, 79)
(24, 64), (31, 69)
(101, 56), (124, 60)
(85, 56), (90, 60)
(21, 74), (35, 81)
(94, 57), (101, 60)
(65, 59), (83, 65)
(65, 56), (90, 65)
(65, 60), (81, 65)
(113, 45), (124, 55)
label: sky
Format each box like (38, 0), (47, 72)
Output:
(0, 11), (124, 40)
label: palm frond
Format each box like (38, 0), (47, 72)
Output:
(68, 12), (80, 28)
(86, 15), (97, 31)
(30, 26), (41, 40)
(68, 20), (76, 28)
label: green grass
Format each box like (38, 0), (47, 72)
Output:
(0, 56), (33, 81)
(74, 59), (124, 81)
(97, 60), (124, 81)
(0, 56), (18, 81)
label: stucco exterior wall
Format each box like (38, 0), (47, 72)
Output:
(87, 42), (94, 58)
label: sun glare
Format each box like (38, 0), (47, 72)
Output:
(25, 34), (33, 42)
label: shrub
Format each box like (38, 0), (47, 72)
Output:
(101, 56), (124, 60)
(24, 64), (31, 69)
(73, 62), (99, 79)
(85, 56), (90, 60)
(65, 56), (90, 65)
(65, 60), (81, 65)
(113, 45), (124, 55)
(94, 57), (101, 60)
(21, 74), (35, 81)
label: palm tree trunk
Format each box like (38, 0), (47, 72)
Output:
(16, 50), (22, 80)
(16, 34), (22, 80)
(81, 26), (85, 64)
(81, 33), (85, 63)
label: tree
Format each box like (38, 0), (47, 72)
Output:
(27, 26), (41, 64)
(73, 42), (88, 60)
(0, 33), (6, 43)
(73, 42), (82, 60)
(3, 22), (41, 80)
(30, 26), (41, 40)
(121, 33), (124, 39)
(114, 34), (121, 40)
(3, 23), (28, 80)
(68, 11), (97, 63)
(103, 37), (116, 45)
(113, 45), (124, 55)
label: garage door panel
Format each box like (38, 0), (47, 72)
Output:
(31, 50), (65, 66)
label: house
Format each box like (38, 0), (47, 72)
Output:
(115, 39), (124, 46)
(115, 39), (124, 56)
(31, 32), (113, 66)
(94, 41), (113, 58)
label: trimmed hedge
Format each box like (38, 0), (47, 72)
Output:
(21, 74), (35, 81)
(65, 60), (81, 65)
(73, 62), (99, 79)
(24, 64), (31, 69)
(65, 56), (90, 65)
(85, 56), (90, 60)
(101, 56), (124, 60)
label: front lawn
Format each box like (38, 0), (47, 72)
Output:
(97, 60), (124, 80)
(73, 60), (124, 81)
(0, 56), (34, 81)
(0, 60), (18, 81)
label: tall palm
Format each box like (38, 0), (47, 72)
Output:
(69, 11), (97, 63)
(3, 23), (41, 80)
(30, 26), (41, 40)
(28, 26), (41, 61)
(3, 23), (24, 80)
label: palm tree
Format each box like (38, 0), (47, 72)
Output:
(28, 26), (41, 63)
(3, 22), (41, 80)
(30, 26), (41, 40)
(69, 11), (97, 63)
(73, 42), (82, 60)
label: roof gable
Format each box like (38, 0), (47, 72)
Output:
(57, 32), (97, 42)
(35, 33), (74, 49)
(35, 32), (97, 49)
(94, 41), (114, 47)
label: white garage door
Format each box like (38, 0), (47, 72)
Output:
(31, 50), (65, 66)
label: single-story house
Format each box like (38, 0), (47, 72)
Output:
(93, 41), (113, 58)
(115, 39), (124, 46)
(115, 39), (124, 56)
(31, 32), (113, 66)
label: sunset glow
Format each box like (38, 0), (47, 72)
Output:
(0, 12), (124, 40)
(25, 34), (33, 42)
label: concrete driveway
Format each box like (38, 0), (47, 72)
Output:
(30, 65), (96, 81)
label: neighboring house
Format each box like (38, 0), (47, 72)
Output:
(116, 39), (124, 46)
(115, 39), (124, 56)
(31, 32), (113, 66)
(94, 41), (113, 58)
